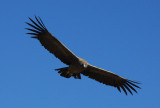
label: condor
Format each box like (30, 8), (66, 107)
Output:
(26, 16), (141, 95)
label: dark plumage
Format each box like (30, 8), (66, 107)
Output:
(26, 16), (141, 95)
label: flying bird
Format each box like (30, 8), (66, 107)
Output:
(26, 16), (141, 95)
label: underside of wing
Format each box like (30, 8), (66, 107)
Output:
(26, 16), (79, 65)
(82, 65), (141, 95)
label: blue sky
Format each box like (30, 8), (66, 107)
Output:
(0, 0), (160, 108)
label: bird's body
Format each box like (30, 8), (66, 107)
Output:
(26, 16), (141, 95)
(68, 58), (87, 75)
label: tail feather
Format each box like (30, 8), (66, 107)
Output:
(55, 67), (71, 78)
(55, 67), (81, 79)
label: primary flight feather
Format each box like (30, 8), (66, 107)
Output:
(26, 16), (141, 95)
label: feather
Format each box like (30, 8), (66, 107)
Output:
(26, 16), (79, 65)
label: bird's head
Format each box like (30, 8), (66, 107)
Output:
(81, 63), (88, 68)
(79, 58), (88, 69)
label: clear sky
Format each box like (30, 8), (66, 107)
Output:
(0, 0), (160, 108)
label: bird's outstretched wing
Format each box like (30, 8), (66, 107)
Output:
(26, 16), (79, 65)
(82, 65), (141, 95)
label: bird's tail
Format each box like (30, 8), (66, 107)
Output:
(55, 67), (81, 79)
(55, 67), (71, 78)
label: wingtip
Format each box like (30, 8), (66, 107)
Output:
(31, 36), (38, 39)
(117, 86), (121, 93)
(28, 17), (32, 22)
(127, 79), (141, 84)
(116, 79), (141, 95)
(127, 80), (141, 89)
(25, 22), (29, 25)
(35, 16), (38, 19)
(26, 32), (38, 35)
(121, 85), (128, 95)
